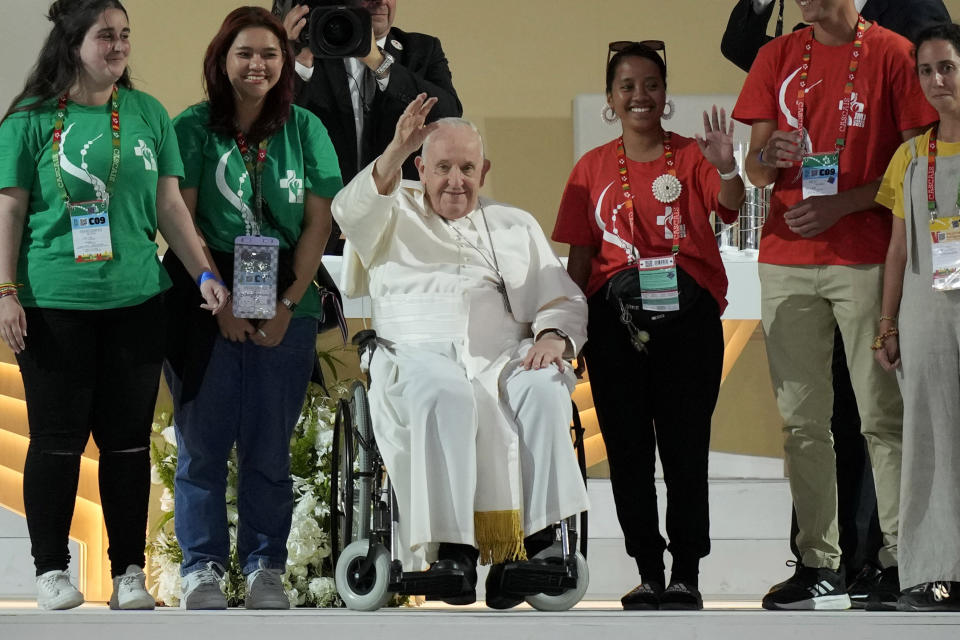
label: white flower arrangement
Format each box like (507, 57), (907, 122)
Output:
(147, 376), (349, 608)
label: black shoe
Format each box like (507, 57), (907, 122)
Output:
(484, 563), (524, 610)
(621, 582), (664, 610)
(897, 582), (960, 612)
(847, 562), (881, 609)
(864, 566), (900, 611)
(659, 581), (703, 610)
(762, 562), (850, 610)
(436, 544), (478, 606)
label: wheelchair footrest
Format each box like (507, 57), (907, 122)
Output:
(390, 569), (470, 597)
(500, 559), (577, 596)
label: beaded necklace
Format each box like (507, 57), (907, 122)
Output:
(613, 132), (683, 261)
(51, 85), (121, 205)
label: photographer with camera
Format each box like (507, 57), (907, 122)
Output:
(276, 1), (462, 254)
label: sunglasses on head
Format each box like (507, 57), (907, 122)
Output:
(607, 40), (667, 68)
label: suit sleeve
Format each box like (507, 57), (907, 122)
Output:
(377, 35), (462, 121)
(720, 0), (776, 73)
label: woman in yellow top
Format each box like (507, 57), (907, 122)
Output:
(875, 22), (960, 612)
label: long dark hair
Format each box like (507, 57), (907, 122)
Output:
(3, 0), (131, 122)
(203, 6), (295, 143)
(605, 42), (668, 95)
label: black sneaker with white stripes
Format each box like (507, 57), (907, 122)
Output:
(762, 562), (851, 610)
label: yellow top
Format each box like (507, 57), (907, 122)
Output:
(877, 128), (960, 219)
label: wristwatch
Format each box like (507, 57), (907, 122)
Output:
(538, 328), (569, 342)
(280, 296), (298, 313)
(373, 48), (395, 80)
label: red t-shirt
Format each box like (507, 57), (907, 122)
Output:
(552, 136), (739, 312)
(732, 24), (936, 265)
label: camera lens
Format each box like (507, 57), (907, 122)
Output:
(307, 5), (372, 58)
(322, 14), (355, 47)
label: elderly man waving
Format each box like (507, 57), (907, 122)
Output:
(332, 94), (589, 608)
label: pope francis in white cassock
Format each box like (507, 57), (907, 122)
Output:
(332, 96), (590, 582)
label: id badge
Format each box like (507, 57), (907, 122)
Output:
(637, 255), (680, 312)
(232, 235), (279, 319)
(801, 152), (839, 199)
(929, 215), (960, 291)
(69, 200), (113, 262)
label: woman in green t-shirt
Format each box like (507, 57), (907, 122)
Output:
(0, 0), (228, 611)
(163, 6), (341, 610)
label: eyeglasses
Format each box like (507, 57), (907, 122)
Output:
(607, 40), (667, 69)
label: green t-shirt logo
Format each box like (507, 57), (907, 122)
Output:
(134, 139), (158, 172)
(280, 169), (304, 204)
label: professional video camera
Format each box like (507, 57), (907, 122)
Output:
(273, 0), (373, 58)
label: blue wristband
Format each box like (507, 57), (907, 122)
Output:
(196, 270), (220, 288)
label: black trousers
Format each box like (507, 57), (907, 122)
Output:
(584, 286), (723, 584)
(16, 298), (164, 576)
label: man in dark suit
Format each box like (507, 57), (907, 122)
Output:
(278, 1), (462, 253)
(721, 0), (952, 72)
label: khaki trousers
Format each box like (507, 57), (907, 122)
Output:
(759, 263), (903, 570)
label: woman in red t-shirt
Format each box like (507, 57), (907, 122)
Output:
(552, 42), (744, 611)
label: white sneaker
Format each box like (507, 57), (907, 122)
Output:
(181, 562), (227, 610)
(36, 570), (84, 610)
(245, 568), (289, 609)
(109, 565), (155, 610)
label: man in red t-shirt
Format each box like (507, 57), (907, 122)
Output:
(732, 0), (936, 611)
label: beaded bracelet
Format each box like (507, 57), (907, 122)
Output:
(0, 282), (22, 299)
(870, 328), (899, 351)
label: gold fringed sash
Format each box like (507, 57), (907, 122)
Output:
(474, 509), (526, 565)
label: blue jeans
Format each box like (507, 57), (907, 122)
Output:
(167, 318), (317, 577)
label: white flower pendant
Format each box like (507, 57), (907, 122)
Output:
(652, 174), (682, 204)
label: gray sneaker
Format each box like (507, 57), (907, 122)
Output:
(36, 570), (84, 610)
(245, 568), (290, 609)
(180, 562), (227, 610)
(109, 564), (155, 610)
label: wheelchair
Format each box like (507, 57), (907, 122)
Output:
(330, 330), (590, 611)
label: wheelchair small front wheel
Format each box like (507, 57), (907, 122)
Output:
(335, 540), (392, 611)
(524, 550), (589, 612)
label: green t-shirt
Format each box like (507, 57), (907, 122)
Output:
(0, 87), (183, 309)
(174, 102), (343, 319)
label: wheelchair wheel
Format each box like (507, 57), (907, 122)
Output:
(570, 400), (589, 557)
(330, 398), (355, 568)
(524, 549), (589, 612)
(335, 540), (392, 611)
(349, 380), (374, 542)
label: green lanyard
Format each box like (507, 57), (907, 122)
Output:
(51, 85), (121, 204)
(235, 130), (269, 229)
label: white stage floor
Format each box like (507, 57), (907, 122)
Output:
(3, 601), (960, 640)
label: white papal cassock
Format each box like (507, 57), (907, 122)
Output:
(332, 161), (590, 569)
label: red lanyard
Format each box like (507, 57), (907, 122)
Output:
(51, 85), (121, 203)
(616, 132), (682, 257)
(796, 15), (867, 155)
(234, 130), (269, 224)
(927, 125), (960, 221)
